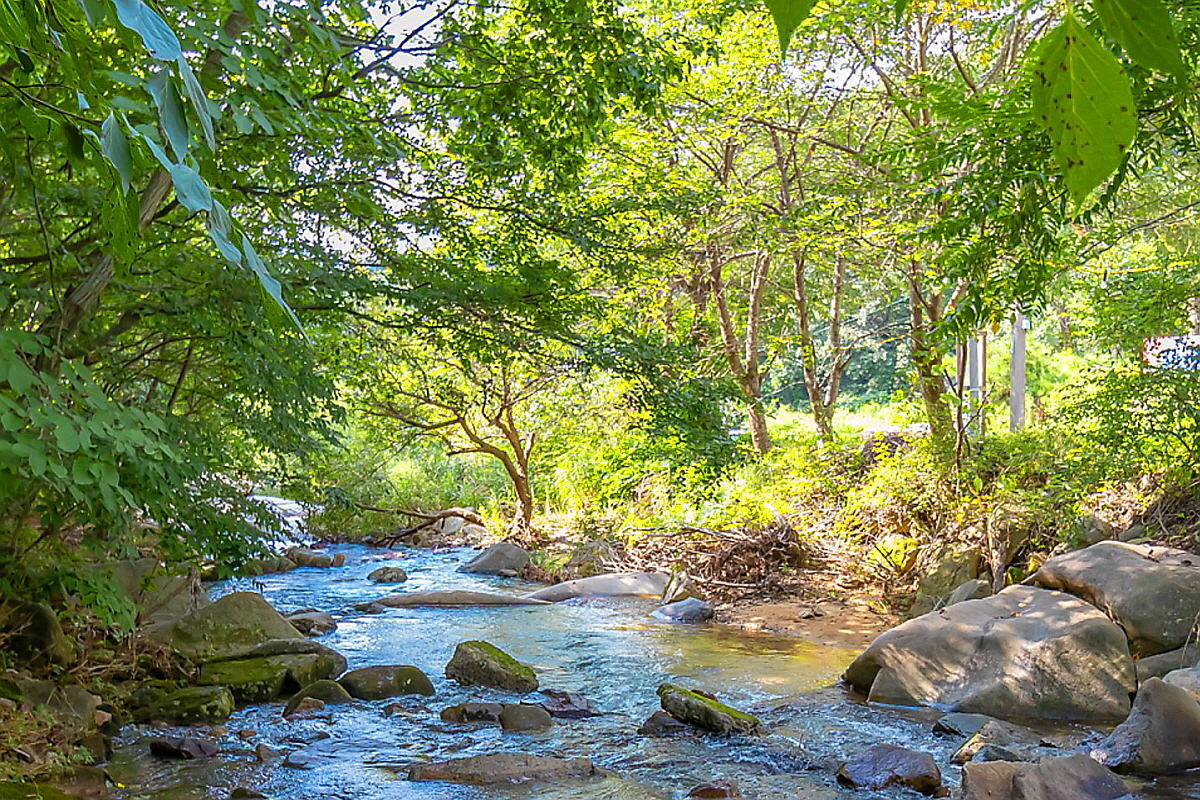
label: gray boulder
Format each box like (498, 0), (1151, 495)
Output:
(909, 543), (981, 616)
(408, 753), (594, 784)
(950, 719), (1042, 764)
(286, 611), (336, 636)
(1093, 677), (1200, 774)
(843, 585), (1134, 721)
(283, 680), (352, 716)
(652, 598), (714, 624)
(836, 744), (941, 795)
(657, 684), (759, 734)
(148, 592), (302, 660)
(961, 754), (1128, 800)
(285, 548), (332, 568)
(445, 641), (537, 693)
(1028, 541), (1200, 656)
(458, 542), (529, 574)
(367, 566), (408, 584)
(1136, 642), (1200, 683)
(370, 590), (549, 607)
(338, 665), (434, 699)
(523, 572), (670, 602)
(499, 703), (552, 731)
(212, 638), (347, 679)
(1164, 666), (1200, 701)
(143, 686), (234, 724)
(944, 578), (991, 607)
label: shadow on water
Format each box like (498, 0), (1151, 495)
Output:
(107, 544), (1200, 800)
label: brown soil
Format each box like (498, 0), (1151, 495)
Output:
(717, 597), (897, 649)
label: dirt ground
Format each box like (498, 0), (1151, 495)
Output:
(717, 596), (898, 649)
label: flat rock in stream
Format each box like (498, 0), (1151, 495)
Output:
(523, 572), (670, 602)
(368, 591), (549, 608)
(961, 754), (1129, 800)
(836, 744), (941, 795)
(407, 753), (595, 784)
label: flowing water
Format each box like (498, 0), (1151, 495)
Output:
(108, 544), (1200, 799)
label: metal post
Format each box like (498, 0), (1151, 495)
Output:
(1010, 310), (1027, 431)
(967, 334), (982, 439)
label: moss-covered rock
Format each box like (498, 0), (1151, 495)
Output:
(143, 686), (234, 724)
(209, 638), (346, 679)
(656, 684), (759, 734)
(0, 782), (75, 800)
(199, 651), (342, 703)
(0, 601), (74, 667)
(283, 680), (352, 716)
(339, 665), (434, 699)
(151, 592), (302, 660)
(445, 641), (537, 693)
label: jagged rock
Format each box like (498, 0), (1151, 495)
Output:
(370, 591), (549, 607)
(458, 542), (529, 575)
(338, 665), (434, 699)
(961, 754), (1128, 800)
(1137, 643), (1200, 683)
(1092, 677), (1200, 774)
(9, 680), (100, 733)
(285, 548), (332, 568)
(0, 601), (73, 667)
(286, 611), (336, 637)
(367, 567), (408, 584)
(652, 598), (714, 624)
(843, 585), (1135, 721)
(638, 710), (686, 736)
(283, 680), (352, 716)
(149, 592), (302, 660)
(523, 572), (670, 602)
(1028, 541), (1200, 656)
(440, 702), (504, 723)
(687, 779), (740, 798)
(657, 684), (759, 734)
(836, 744), (941, 795)
(149, 736), (218, 759)
(933, 712), (996, 738)
(662, 572), (703, 604)
(143, 686), (234, 724)
(408, 753), (595, 784)
(951, 720), (1042, 764)
(499, 703), (552, 731)
(537, 689), (601, 719)
(445, 641), (537, 693)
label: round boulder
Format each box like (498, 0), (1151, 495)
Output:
(458, 542), (530, 575)
(837, 744), (941, 795)
(499, 703), (552, 732)
(445, 641), (538, 693)
(285, 548), (333, 568)
(367, 566), (408, 584)
(338, 665), (434, 699)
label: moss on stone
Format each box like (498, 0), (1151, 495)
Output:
(198, 656), (291, 703)
(0, 782), (74, 800)
(144, 686), (234, 724)
(445, 640), (537, 693)
(284, 680), (353, 715)
(656, 683), (760, 734)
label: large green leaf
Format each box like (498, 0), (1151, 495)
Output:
(168, 163), (213, 213)
(178, 56), (215, 150)
(100, 113), (132, 193)
(148, 68), (189, 159)
(763, 0), (817, 56)
(1093, 0), (1186, 78)
(241, 235), (306, 337)
(1031, 13), (1137, 204)
(112, 0), (182, 61)
(206, 200), (242, 263)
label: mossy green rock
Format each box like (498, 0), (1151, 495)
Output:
(153, 592), (302, 660)
(199, 653), (339, 703)
(445, 641), (537, 693)
(339, 665), (434, 699)
(0, 601), (74, 667)
(284, 680), (353, 716)
(657, 684), (759, 734)
(0, 782), (75, 800)
(144, 686), (234, 724)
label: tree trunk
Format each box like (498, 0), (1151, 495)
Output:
(747, 398), (772, 453)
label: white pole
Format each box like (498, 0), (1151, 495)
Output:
(1010, 310), (1027, 431)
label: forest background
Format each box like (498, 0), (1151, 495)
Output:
(2, 0), (1200, 652)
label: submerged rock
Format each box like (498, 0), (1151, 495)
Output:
(407, 753), (595, 784)
(843, 585), (1134, 721)
(283, 680), (352, 716)
(961, 754), (1128, 800)
(537, 689), (602, 719)
(148, 736), (218, 759)
(440, 702), (504, 723)
(499, 703), (552, 732)
(370, 591), (549, 608)
(652, 598), (714, 624)
(445, 641), (538, 693)
(1092, 677), (1200, 774)
(143, 686), (234, 724)
(367, 567), (408, 584)
(836, 744), (941, 795)
(458, 542), (529, 575)
(338, 665), (434, 699)
(1028, 541), (1200, 656)
(524, 572), (670, 602)
(657, 684), (759, 734)
(149, 592), (303, 660)
(638, 710), (686, 736)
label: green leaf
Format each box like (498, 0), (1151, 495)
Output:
(112, 0), (182, 61)
(6, 359), (34, 393)
(241, 234), (306, 337)
(177, 56), (215, 150)
(149, 68), (189, 160)
(206, 200), (242, 263)
(1030, 13), (1137, 205)
(763, 0), (817, 56)
(1093, 0), (1186, 78)
(101, 113), (133, 193)
(168, 163), (213, 213)
(55, 424), (80, 453)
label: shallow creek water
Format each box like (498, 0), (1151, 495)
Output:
(109, 544), (1200, 800)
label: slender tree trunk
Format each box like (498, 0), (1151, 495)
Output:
(908, 262), (953, 443)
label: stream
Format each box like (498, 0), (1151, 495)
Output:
(108, 543), (1200, 799)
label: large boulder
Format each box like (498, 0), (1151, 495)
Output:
(1164, 666), (1200, 701)
(458, 542), (530, 575)
(142, 686), (234, 724)
(1028, 541), (1200, 656)
(961, 754), (1129, 800)
(210, 638), (347, 679)
(657, 684), (759, 734)
(197, 652), (336, 703)
(1092, 677), (1200, 774)
(843, 585), (1135, 721)
(109, 558), (212, 632)
(523, 572), (670, 602)
(499, 703), (552, 732)
(338, 665), (434, 699)
(445, 641), (537, 693)
(408, 753), (595, 784)
(836, 744), (941, 795)
(149, 592), (302, 660)
(0, 601), (73, 668)
(285, 548), (332, 568)
(370, 591), (549, 608)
